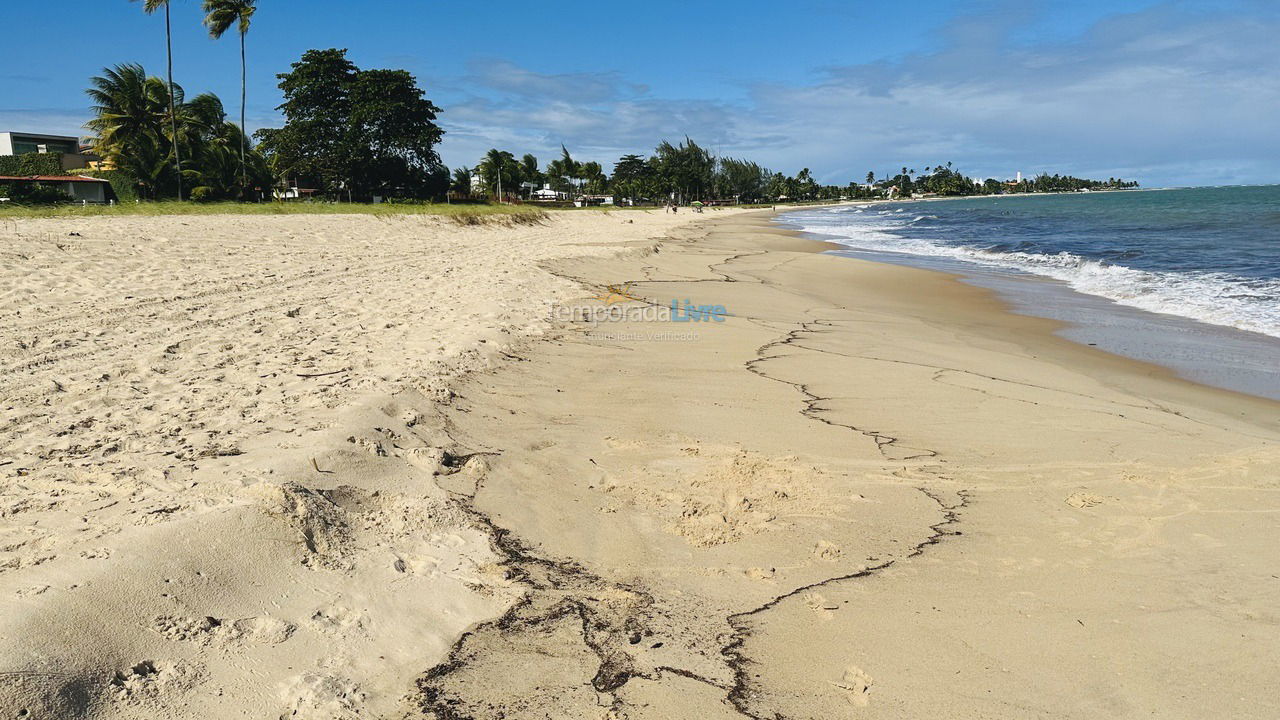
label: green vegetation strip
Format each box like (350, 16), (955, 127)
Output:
(0, 201), (551, 221)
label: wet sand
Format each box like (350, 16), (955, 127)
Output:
(2, 209), (1278, 719)
(413, 211), (1280, 718)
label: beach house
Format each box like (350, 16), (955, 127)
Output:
(0, 131), (79, 156)
(530, 183), (568, 202)
(0, 175), (111, 203)
(0, 131), (97, 171)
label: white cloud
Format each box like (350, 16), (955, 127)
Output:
(0, 109), (90, 139)
(439, 2), (1280, 185)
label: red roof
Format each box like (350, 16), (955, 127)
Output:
(0, 175), (110, 183)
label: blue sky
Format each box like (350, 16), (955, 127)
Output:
(2, 0), (1275, 186)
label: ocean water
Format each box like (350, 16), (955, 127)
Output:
(780, 186), (1280, 400)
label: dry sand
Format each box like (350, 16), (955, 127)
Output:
(2, 209), (1278, 719)
(0, 209), (702, 718)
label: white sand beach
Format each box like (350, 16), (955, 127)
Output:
(2, 209), (1278, 719)
(0, 210), (705, 718)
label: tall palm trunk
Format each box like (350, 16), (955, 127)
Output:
(239, 29), (247, 193)
(164, 3), (183, 200)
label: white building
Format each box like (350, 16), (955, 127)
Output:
(1, 131), (97, 171)
(530, 183), (567, 201)
(0, 175), (110, 203)
(0, 131), (80, 156)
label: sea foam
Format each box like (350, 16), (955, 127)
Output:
(798, 214), (1280, 339)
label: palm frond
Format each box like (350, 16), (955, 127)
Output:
(202, 0), (255, 38)
(131, 0), (171, 15)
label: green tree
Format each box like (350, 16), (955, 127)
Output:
(653, 138), (714, 203)
(477, 148), (520, 199)
(520, 153), (542, 188)
(131, 0), (184, 199)
(202, 0), (256, 194)
(255, 49), (356, 195)
(349, 68), (445, 197)
(765, 171), (789, 200)
(794, 168), (819, 199)
(86, 63), (268, 200)
(450, 166), (472, 195)
(715, 157), (768, 203)
(183, 92), (270, 198)
(87, 63), (177, 198)
(545, 145), (580, 195)
(611, 154), (651, 203)
(255, 49), (446, 200)
(579, 161), (607, 194)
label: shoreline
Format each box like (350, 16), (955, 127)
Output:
(3, 209), (1278, 718)
(410, 210), (1279, 717)
(771, 211), (1280, 415)
(776, 193), (1280, 403)
(791, 225), (1280, 403)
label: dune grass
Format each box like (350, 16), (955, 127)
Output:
(0, 198), (821, 223)
(0, 200), (548, 221)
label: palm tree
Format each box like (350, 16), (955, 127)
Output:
(185, 93), (264, 198)
(87, 64), (178, 198)
(203, 0), (256, 194)
(479, 149), (517, 201)
(545, 145), (580, 196)
(88, 63), (266, 200)
(132, 0), (184, 200)
(450, 166), (472, 195)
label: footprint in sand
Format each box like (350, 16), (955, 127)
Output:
(830, 665), (874, 706)
(309, 604), (368, 635)
(404, 446), (446, 473)
(1066, 492), (1106, 508)
(803, 592), (840, 617)
(154, 614), (296, 646)
(813, 539), (842, 561)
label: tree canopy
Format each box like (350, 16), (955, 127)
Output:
(255, 48), (447, 200)
(86, 63), (269, 200)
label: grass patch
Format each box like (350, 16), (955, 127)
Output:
(0, 200), (547, 221)
(449, 208), (548, 226)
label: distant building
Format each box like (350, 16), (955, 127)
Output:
(0, 175), (111, 203)
(1, 131), (96, 171)
(530, 183), (567, 202)
(0, 131), (79, 156)
(274, 185), (318, 201)
(575, 194), (613, 207)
